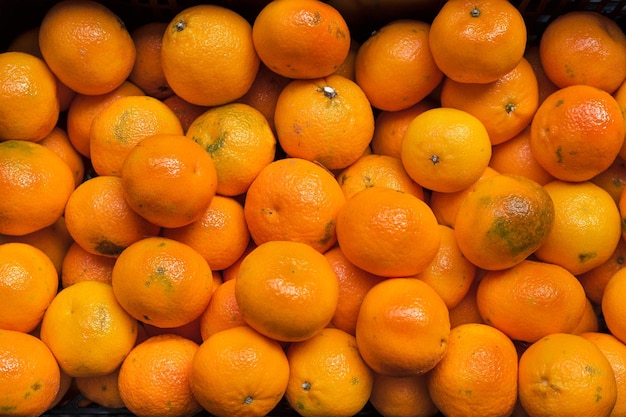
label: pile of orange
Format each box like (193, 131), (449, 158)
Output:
(1, 0), (626, 416)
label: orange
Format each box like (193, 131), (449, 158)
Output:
(243, 157), (346, 253)
(66, 80), (145, 158)
(448, 275), (485, 329)
(580, 331), (626, 417)
(618, 185), (626, 242)
(252, 0), (350, 79)
(591, 156), (626, 205)
(400, 107), (492, 193)
(161, 195), (250, 271)
(111, 236), (213, 329)
(39, 0), (136, 95)
(186, 102), (277, 196)
(284, 327), (374, 417)
(40, 280), (138, 378)
(535, 180), (622, 275)
(415, 224), (477, 310)
(0, 329), (61, 416)
(529, 84), (625, 182)
(428, 0), (527, 84)
(616, 80), (626, 159)
(221, 240), (257, 282)
(427, 323), (519, 417)
(142, 318), (204, 346)
(190, 326), (290, 417)
(75, 367), (125, 409)
(198, 279), (247, 340)
(524, 44), (559, 105)
(38, 126), (85, 187)
(323, 245), (385, 336)
(353, 19), (443, 111)
(336, 186), (440, 277)
(368, 372), (438, 417)
(161, 94), (209, 134)
(454, 173), (555, 271)
(89, 95), (184, 177)
(577, 237), (626, 305)
(539, 11), (626, 94)
(440, 57), (539, 145)
(370, 98), (438, 159)
(118, 334), (202, 417)
(571, 298), (600, 335)
(61, 241), (116, 288)
(489, 127), (555, 186)
(120, 133), (218, 228)
(518, 333), (617, 417)
(355, 278), (450, 376)
(337, 154), (425, 201)
(476, 259), (587, 343)
(603, 268), (626, 344)
(0, 51), (58, 142)
(274, 74), (375, 170)
(235, 240), (338, 342)
(0, 242), (58, 333)
(0, 140), (75, 236)
(161, 4), (259, 106)
(332, 38), (360, 81)
(128, 22), (173, 99)
(64, 175), (161, 258)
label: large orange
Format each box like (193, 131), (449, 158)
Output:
(38, 0), (136, 95)
(111, 236), (214, 329)
(529, 84), (625, 182)
(354, 19), (443, 111)
(428, 0), (527, 84)
(427, 323), (519, 417)
(454, 173), (555, 271)
(274, 74), (375, 170)
(0, 140), (75, 236)
(355, 278), (450, 377)
(0, 51), (58, 142)
(252, 0), (350, 79)
(128, 22), (172, 100)
(161, 4), (259, 106)
(235, 240), (339, 342)
(368, 372), (438, 417)
(602, 268), (626, 345)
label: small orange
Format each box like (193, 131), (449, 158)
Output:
(75, 367), (125, 409)
(274, 74), (375, 170)
(616, 80), (626, 159)
(454, 173), (555, 271)
(577, 237), (626, 305)
(89, 95), (183, 177)
(39, 0), (136, 95)
(0, 51), (58, 142)
(323, 245), (385, 336)
(529, 84), (625, 182)
(235, 240), (338, 342)
(190, 326), (290, 417)
(243, 157), (346, 253)
(118, 334), (202, 417)
(518, 333), (617, 417)
(535, 180), (621, 275)
(0, 242), (58, 333)
(128, 22), (172, 99)
(354, 19), (443, 111)
(120, 134), (218, 228)
(448, 275), (485, 329)
(602, 268), (626, 344)
(161, 94), (209, 134)
(355, 278), (450, 376)
(161, 195), (250, 272)
(38, 126), (85, 187)
(198, 279), (247, 340)
(524, 44), (559, 105)
(61, 241), (117, 288)
(337, 154), (425, 201)
(539, 11), (626, 94)
(476, 259), (587, 343)
(332, 38), (360, 81)
(252, 0), (350, 79)
(111, 236), (214, 329)
(428, 0), (527, 84)
(0, 140), (75, 236)
(415, 224), (477, 310)
(617, 184), (626, 242)
(440, 57), (539, 145)
(64, 175), (161, 258)
(40, 281), (138, 378)
(571, 298), (600, 335)
(368, 372), (439, 417)
(591, 156), (626, 205)
(186, 102), (277, 196)
(336, 186), (440, 277)
(400, 107), (492, 193)
(221, 240), (257, 282)
(285, 328), (374, 417)
(0, 329), (61, 417)
(427, 323), (519, 417)
(161, 4), (259, 106)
